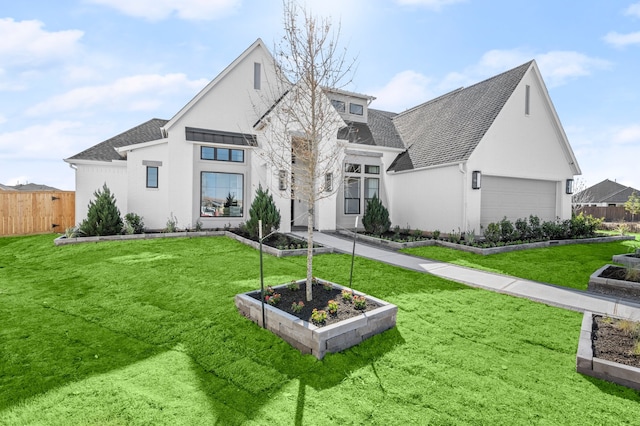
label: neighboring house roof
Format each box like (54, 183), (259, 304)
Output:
(0, 183), (17, 191)
(388, 61), (533, 172)
(0, 183), (60, 191)
(67, 118), (168, 162)
(575, 179), (640, 204)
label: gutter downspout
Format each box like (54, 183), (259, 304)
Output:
(459, 163), (467, 234)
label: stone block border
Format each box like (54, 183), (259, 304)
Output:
(576, 311), (640, 391)
(235, 279), (397, 360)
(338, 230), (634, 255)
(54, 231), (333, 257)
(588, 264), (640, 301)
(612, 253), (640, 268)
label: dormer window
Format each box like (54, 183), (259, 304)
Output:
(331, 99), (345, 113)
(349, 103), (364, 116)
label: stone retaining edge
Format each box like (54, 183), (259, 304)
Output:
(576, 311), (640, 391)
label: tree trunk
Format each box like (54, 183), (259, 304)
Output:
(306, 203), (314, 302)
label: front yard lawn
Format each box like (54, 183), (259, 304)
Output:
(1, 234), (639, 424)
(403, 239), (640, 290)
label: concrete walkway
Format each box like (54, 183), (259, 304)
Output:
(293, 231), (640, 320)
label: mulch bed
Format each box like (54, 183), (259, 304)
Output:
(248, 281), (381, 327)
(592, 316), (640, 369)
(599, 265), (640, 283)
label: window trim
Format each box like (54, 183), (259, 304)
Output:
(331, 99), (346, 113)
(146, 166), (158, 189)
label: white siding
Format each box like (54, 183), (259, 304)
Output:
(74, 162), (128, 226)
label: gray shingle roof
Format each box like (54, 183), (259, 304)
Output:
(575, 179), (640, 204)
(337, 109), (404, 149)
(67, 118), (168, 162)
(388, 61), (533, 172)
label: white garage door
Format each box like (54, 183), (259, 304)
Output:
(480, 176), (557, 228)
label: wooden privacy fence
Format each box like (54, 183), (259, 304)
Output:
(580, 206), (637, 223)
(0, 191), (75, 236)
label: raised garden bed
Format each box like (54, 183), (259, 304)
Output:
(576, 312), (640, 391)
(226, 232), (333, 257)
(589, 264), (640, 301)
(339, 230), (634, 255)
(235, 278), (397, 360)
(613, 252), (640, 268)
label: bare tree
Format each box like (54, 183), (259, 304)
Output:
(256, 1), (355, 301)
(571, 177), (593, 215)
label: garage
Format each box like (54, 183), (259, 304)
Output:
(480, 176), (557, 228)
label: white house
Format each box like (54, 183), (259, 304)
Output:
(65, 38), (581, 234)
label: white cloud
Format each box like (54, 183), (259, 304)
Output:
(87, 0), (241, 21)
(370, 70), (435, 112)
(27, 73), (209, 116)
(604, 31), (640, 48)
(612, 124), (640, 144)
(440, 49), (609, 89)
(0, 18), (83, 68)
(0, 121), (84, 161)
(395, 0), (466, 10)
(625, 2), (640, 18)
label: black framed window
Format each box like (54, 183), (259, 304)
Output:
(146, 166), (158, 188)
(200, 172), (243, 217)
(200, 146), (244, 162)
(365, 165), (380, 174)
(349, 103), (363, 115)
(331, 99), (346, 113)
(364, 178), (379, 208)
(344, 177), (360, 214)
(345, 163), (361, 173)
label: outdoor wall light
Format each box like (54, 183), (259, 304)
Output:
(566, 179), (574, 195)
(472, 171), (481, 189)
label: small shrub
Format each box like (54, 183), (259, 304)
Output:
(514, 217), (529, 240)
(246, 184), (281, 239)
(353, 295), (367, 310)
(164, 213), (179, 233)
(79, 184), (123, 237)
(327, 300), (339, 315)
(341, 288), (353, 301)
(432, 230), (441, 240)
(194, 219), (203, 232)
(265, 286), (275, 296)
(322, 281), (333, 291)
(311, 308), (327, 324)
(616, 222), (629, 236)
(465, 230), (476, 245)
(483, 222), (501, 243)
(499, 217), (517, 242)
(529, 215), (543, 240)
(448, 228), (462, 244)
(287, 280), (300, 291)
(124, 213), (145, 234)
(291, 301), (304, 313)
(64, 226), (81, 238)
(362, 194), (391, 236)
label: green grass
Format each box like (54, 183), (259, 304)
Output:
(1, 234), (639, 424)
(403, 239), (640, 290)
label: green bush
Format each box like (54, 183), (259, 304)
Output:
(246, 184), (281, 239)
(123, 213), (145, 234)
(483, 222), (501, 243)
(362, 194), (391, 236)
(79, 184), (123, 236)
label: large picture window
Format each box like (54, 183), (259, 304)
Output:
(344, 177), (360, 214)
(201, 172), (243, 217)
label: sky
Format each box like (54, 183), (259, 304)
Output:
(1, 0), (639, 191)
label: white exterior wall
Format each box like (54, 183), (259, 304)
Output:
(467, 67), (576, 227)
(125, 143), (169, 230)
(387, 164), (464, 232)
(73, 162), (128, 225)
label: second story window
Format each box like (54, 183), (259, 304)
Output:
(349, 103), (363, 116)
(331, 99), (346, 113)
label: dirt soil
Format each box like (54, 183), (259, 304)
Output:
(599, 265), (640, 283)
(592, 315), (640, 368)
(248, 281), (381, 327)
